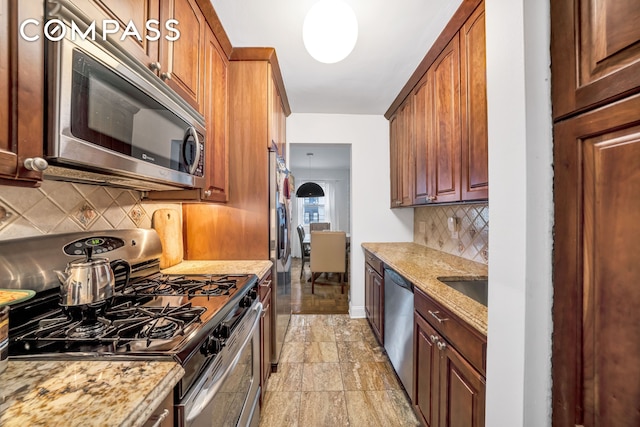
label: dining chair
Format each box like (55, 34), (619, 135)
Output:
(297, 225), (311, 278)
(309, 222), (330, 232)
(310, 231), (346, 294)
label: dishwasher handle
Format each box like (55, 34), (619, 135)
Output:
(384, 268), (413, 292)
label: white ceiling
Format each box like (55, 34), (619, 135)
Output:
(289, 143), (351, 171)
(210, 0), (462, 115)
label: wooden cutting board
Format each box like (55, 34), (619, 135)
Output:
(152, 209), (184, 269)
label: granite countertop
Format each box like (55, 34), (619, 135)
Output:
(0, 360), (183, 427)
(361, 242), (488, 335)
(161, 260), (273, 279)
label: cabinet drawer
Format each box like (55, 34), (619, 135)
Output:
(415, 287), (486, 376)
(258, 272), (272, 301)
(364, 250), (383, 275)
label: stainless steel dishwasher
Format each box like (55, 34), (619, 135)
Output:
(384, 268), (414, 399)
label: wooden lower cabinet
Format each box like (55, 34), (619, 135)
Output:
(553, 93), (640, 427)
(259, 273), (272, 398)
(364, 250), (384, 344)
(141, 391), (173, 427)
(414, 289), (485, 427)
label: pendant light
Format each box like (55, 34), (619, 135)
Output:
(303, 0), (358, 64)
(296, 153), (325, 198)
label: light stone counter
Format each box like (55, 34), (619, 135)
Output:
(361, 242), (488, 335)
(161, 260), (273, 279)
(0, 360), (183, 427)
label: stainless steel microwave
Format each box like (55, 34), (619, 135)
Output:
(45, 3), (206, 191)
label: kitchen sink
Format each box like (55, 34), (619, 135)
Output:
(437, 277), (488, 307)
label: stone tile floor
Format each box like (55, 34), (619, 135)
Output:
(259, 314), (420, 427)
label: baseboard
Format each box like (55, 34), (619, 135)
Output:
(349, 305), (366, 318)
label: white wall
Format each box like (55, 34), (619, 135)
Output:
(289, 167), (351, 257)
(287, 114), (414, 317)
(485, 0), (553, 425)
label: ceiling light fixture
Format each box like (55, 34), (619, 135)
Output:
(302, 0), (358, 64)
(296, 153), (325, 198)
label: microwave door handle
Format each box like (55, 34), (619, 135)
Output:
(185, 302), (263, 423)
(183, 127), (201, 175)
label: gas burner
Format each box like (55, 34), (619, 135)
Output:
(67, 320), (108, 339)
(123, 274), (240, 298)
(141, 318), (179, 340)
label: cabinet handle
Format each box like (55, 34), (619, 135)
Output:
(437, 341), (447, 351)
(260, 280), (272, 287)
(23, 157), (48, 171)
(149, 409), (170, 427)
(203, 190), (212, 197)
(426, 195), (436, 202)
(428, 310), (448, 323)
(161, 72), (172, 81)
(149, 62), (162, 72)
(429, 334), (439, 343)
(261, 304), (270, 317)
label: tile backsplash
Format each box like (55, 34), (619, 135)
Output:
(414, 203), (489, 264)
(0, 180), (181, 241)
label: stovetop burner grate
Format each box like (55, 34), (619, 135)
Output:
(14, 301), (205, 350)
(122, 274), (240, 297)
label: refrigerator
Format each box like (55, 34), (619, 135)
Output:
(269, 147), (292, 369)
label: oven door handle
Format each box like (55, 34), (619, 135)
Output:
(185, 301), (263, 423)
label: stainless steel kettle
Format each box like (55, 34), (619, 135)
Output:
(55, 247), (131, 306)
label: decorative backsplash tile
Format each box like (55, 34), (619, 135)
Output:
(0, 180), (181, 241)
(414, 203), (489, 264)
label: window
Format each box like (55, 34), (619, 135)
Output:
(303, 195), (326, 224)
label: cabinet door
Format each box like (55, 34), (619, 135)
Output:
(91, 0), (161, 69)
(399, 100), (414, 206)
(371, 268), (384, 344)
(439, 342), (486, 427)
(460, 4), (488, 201)
(202, 25), (228, 202)
(553, 93), (640, 427)
(161, 0), (204, 113)
(0, 0), (44, 187)
(389, 114), (401, 207)
(552, 0), (640, 119)
(413, 74), (434, 204)
(414, 312), (440, 427)
(364, 265), (373, 319)
(431, 34), (461, 203)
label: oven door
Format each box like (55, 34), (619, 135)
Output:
(178, 300), (262, 427)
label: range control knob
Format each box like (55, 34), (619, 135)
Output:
(248, 288), (258, 300)
(240, 295), (253, 308)
(207, 337), (224, 355)
(218, 323), (232, 339)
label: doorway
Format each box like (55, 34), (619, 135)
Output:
(289, 143), (351, 314)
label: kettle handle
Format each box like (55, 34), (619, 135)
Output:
(110, 259), (131, 289)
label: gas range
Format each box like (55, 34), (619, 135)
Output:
(2, 229), (260, 404)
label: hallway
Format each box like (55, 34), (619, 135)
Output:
(259, 314), (420, 426)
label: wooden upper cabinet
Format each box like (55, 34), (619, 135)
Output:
(389, 114), (401, 208)
(460, 3), (488, 201)
(91, 0), (161, 68)
(388, 100), (414, 208)
(201, 24), (228, 202)
(552, 0), (640, 119)
(413, 74), (434, 205)
(143, 8), (228, 204)
(431, 34), (461, 204)
(400, 100), (414, 206)
(387, 0), (488, 207)
(268, 74), (287, 158)
(0, 0), (45, 187)
(161, 0), (205, 113)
